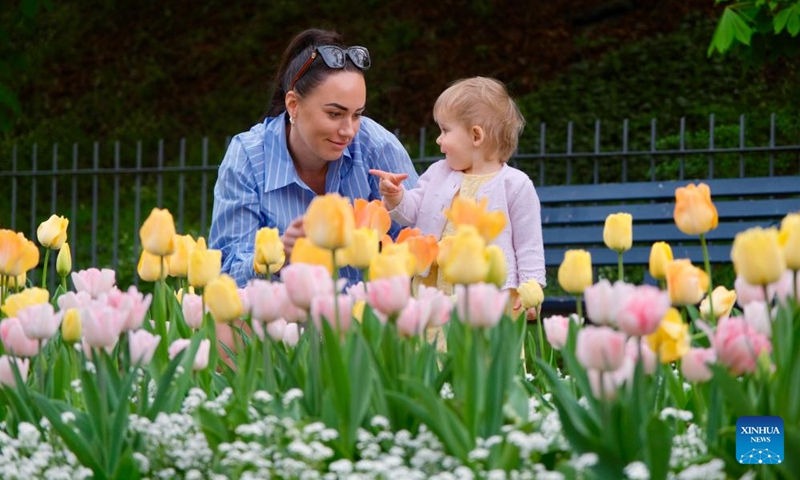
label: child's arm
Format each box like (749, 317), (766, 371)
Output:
(510, 180), (547, 288)
(368, 169), (408, 210)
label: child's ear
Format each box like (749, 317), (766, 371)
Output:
(471, 126), (485, 146)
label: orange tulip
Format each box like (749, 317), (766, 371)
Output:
(290, 237), (334, 274)
(0, 230), (40, 277)
(444, 197), (506, 243)
(353, 199), (392, 237)
(674, 183), (718, 236)
(397, 229), (438, 275)
(304, 194), (354, 250)
(665, 259), (709, 305)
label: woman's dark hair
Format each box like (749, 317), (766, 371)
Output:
(263, 29), (365, 118)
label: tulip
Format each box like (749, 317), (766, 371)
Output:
(603, 213), (632, 252)
(648, 242), (673, 281)
(56, 243), (72, 278)
(71, 268), (116, 298)
(0, 355), (30, 387)
(168, 234), (197, 278)
(557, 249), (593, 295)
(484, 245), (507, 288)
(543, 314), (577, 350)
(455, 283), (509, 328)
(310, 294), (353, 334)
(138, 250), (170, 282)
(443, 196), (506, 243)
(335, 228), (379, 270)
(576, 326), (627, 371)
(17, 303), (62, 340)
(742, 301), (772, 337)
(713, 316), (771, 375)
(81, 302), (127, 353)
(1, 287), (49, 318)
(401, 234), (439, 276)
(681, 348), (716, 383)
(584, 280), (637, 327)
(367, 276), (411, 316)
(731, 227), (785, 286)
(396, 227), (422, 243)
(139, 208), (176, 256)
(0, 230), (39, 277)
(665, 259), (708, 305)
(303, 193), (354, 250)
(517, 279), (544, 309)
(61, 308), (82, 343)
(673, 183), (718, 235)
(0, 317), (40, 357)
(281, 263), (335, 310)
(188, 237), (222, 288)
(290, 237), (334, 274)
(246, 280), (290, 324)
(169, 338), (211, 371)
(779, 213), (800, 270)
(626, 337), (657, 375)
(442, 225), (488, 285)
(587, 360), (632, 401)
(129, 329), (161, 366)
(181, 293), (205, 329)
(396, 298), (429, 337)
(204, 274), (243, 323)
(379, 242), (417, 277)
(282, 323), (300, 347)
(417, 285), (453, 327)
(108, 286), (153, 332)
(699, 286), (737, 321)
(353, 198), (392, 236)
(645, 307), (689, 363)
(37, 214), (69, 249)
(616, 285), (671, 337)
(254, 227), (284, 271)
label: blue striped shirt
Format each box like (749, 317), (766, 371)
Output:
(209, 113), (419, 287)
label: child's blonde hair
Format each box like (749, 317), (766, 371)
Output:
(433, 76), (525, 163)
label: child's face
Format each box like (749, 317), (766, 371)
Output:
(435, 113), (477, 172)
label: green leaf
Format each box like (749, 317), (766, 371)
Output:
(196, 405), (231, 450)
(774, 6), (793, 33)
(642, 416), (672, 480)
(347, 335), (373, 451)
(786, 6), (800, 36)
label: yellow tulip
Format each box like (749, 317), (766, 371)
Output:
(380, 242), (417, 277)
(484, 245), (507, 288)
(673, 183), (718, 235)
(401, 234), (439, 275)
(648, 241), (673, 280)
(254, 227), (284, 268)
(646, 307), (689, 363)
(290, 237), (334, 274)
(444, 197), (507, 243)
(56, 243), (72, 277)
(138, 250), (170, 282)
(0, 230), (40, 277)
(168, 234), (196, 278)
(175, 286), (196, 303)
(731, 227), (786, 286)
(36, 214), (69, 249)
(139, 208), (177, 256)
(204, 274), (243, 323)
(61, 308), (82, 344)
(779, 213), (800, 270)
(352, 300), (366, 323)
(1, 287), (49, 318)
(369, 251), (411, 280)
(188, 237), (222, 288)
(603, 213), (632, 252)
(335, 228), (379, 270)
(436, 236), (454, 266)
(442, 225), (488, 285)
(353, 198), (392, 237)
(303, 194), (354, 250)
(517, 279), (544, 309)
(699, 286), (737, 321)
(12, 272), (26, 289)
(557, 249), (593, 295)
(665, 259), (709, 305)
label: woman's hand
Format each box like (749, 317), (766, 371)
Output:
(369, 169), (408, 210)
(280, 215), (305, 259)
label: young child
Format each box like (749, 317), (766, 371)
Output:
(370, 76), (546, 315)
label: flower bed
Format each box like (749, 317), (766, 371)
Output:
(1, 188), (798, 479)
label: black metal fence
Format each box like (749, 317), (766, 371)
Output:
(2, 113), (799, 289)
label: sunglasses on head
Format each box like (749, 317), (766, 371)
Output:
(290, 45), (371, 91)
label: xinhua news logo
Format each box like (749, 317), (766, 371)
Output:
(736, 416), (784, 465)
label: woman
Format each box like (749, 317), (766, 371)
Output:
(209, 29), (419, 287)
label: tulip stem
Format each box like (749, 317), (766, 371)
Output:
(699, 233), (714, 320)
(61, 275), (67, 292)
(794, 269), (798, 304)
(331, 249), (341, 339)
(536, 306), (546, 362)
(763, 285), (772, 323)
(575, 294), (584, 321)
(41, 248), (51, 290)
(617, 251), (624, 282)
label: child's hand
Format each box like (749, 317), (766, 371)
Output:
(369, 169), (408, 210)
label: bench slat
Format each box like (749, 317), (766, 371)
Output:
(544, 244), (732, 267)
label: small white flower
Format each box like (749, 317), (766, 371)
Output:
(624, 461), (650, 480)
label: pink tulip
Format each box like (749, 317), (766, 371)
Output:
(71, 268), (116, 298)
(283, 323), (300, 347)
(57, 291), (92, 311)
(576, 325), (627, 371)
(282, 302), (308, 323)
(742, 302), (772, 337)
(733, 274), (789, 307)
(713, 316), (772, 375)
(543, 315), (575, 350)
(169, 338), (211, 371)
(281, 264), (334, 310)
(80, 301), (127, 353)
(310, 294), (353, 334)
(17, 303), (62, 340)
(587, 357), (634, 400)
(181, 293), (206, 329)
(237, 287), (251, 318)
(455, 283), (509, 328)
(128, 329), (161, 366)
(396, 298), (428, 337)
(771, 270), (799, 306)
(367, 276), (411, 316)
(616, 285), (671, 337)
(103, 286), (153, 331)
(418, 285), (453, 327)
(264, 318), (287, 342)
(0, 355), (30, 387)
(346, 281), (368, 303)
(584, 280), (636, 326)
(246, 280), (290, 324)
(625, 337), (656, 374)
(681, 348), (716, 382)
(0, 318), (40, 357)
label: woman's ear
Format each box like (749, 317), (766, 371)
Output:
(471, 126), (485, 147)
(285, 91), (298, 119)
